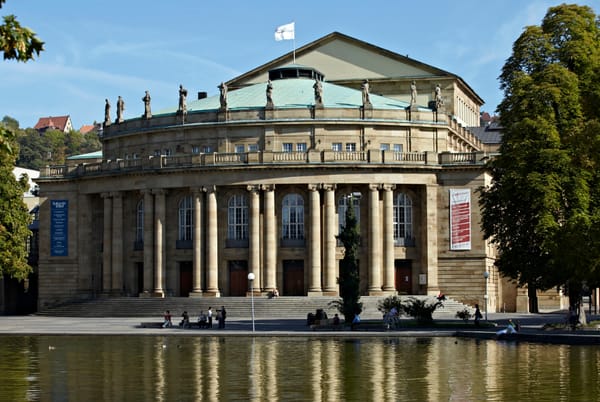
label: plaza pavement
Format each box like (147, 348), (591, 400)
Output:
(1, 312), (599, 344)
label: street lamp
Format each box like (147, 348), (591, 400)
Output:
(483, 271), (489, 321)
(248, 272), (255, 332)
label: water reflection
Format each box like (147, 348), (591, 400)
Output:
(0, 336), (598, 401)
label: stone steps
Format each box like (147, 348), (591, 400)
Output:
(37, 295), (473, 320)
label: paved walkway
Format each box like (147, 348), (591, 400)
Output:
(0, 312), (598, 344)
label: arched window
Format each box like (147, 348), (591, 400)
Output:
(136, 199), (144, 243)
(178, 196), (193, 241)
(338, 192), (361, 234)
(394, 193), (413, 246)
(282, 194), (304, 240)
(228, 194), (248, 240)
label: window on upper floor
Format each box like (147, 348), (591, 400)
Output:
(332, 143), (342, 152)
(394, 192), (413, 246)
(192, 146), (200, 154)
(282, 143), (293, 153)
(248, 143), (259, 152)
(393, 144), (403, 152)
(228, 194), (248, 240)
(346, 143), (356, 152)
(296, 143), (307, 152)
(282, 193), (304, 240)
(202, 145), (214, 153)
(380, 143), (390, 151)
(178, 196), (193, 241)
(235, 144), (245, 153)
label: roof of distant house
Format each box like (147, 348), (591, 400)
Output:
(34, 115), (71, 132)
(79, 124), (97, 134)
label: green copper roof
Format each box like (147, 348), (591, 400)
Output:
(158, 78), (417, 114)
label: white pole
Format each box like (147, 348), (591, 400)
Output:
(248, 273), (256, 332)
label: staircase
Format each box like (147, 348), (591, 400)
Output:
(37, 295), (473, 320)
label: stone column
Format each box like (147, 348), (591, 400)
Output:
(368, 184), (382, 294)
(191, 188), (203, 295)
(323, 184), (337, 294)
(382, 184), (396, 293)
(101, 193), (112, 293)
(153, 189), (166, 297)
(205, 186), (220, 296)
(111, 192), (123, 294)
(248, 185), (261, 291)
(263, 185), (276, 291)
(142, 190), (154, 295)
(308, 184), (322, 294)
(423, 184), (439, 295)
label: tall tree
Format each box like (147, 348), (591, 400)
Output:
(480, 4), (600, 317)
(334, 196), (363, 323)
(0, 0), (42, 280)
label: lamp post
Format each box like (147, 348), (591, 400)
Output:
(248, 272), (255, 332)
(483, 271), (489, 321)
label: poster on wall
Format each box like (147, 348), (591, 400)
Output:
(449, 189), (471, 250)
(51, 199), (68, 256)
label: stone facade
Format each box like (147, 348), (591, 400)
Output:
(36, 32), (521, 312)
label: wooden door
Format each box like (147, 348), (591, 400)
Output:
(283, 260), (304, 296)
(395, 260), (412, 294)
(229, 260), (248, 296)
(179, 261), (193, 296)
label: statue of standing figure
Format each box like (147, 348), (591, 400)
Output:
(434, 84), (444, 111)
(361, 79), (371, 106)
(266, 80), (273, 107)
(116, 96), (125, 123)
(313, 78), (323, 106)
(178, 85), (188, 115)
(219, 82), (228, 110)
(410, 81), (417, 105)
(142, 90), (152, 119)
(104, 99), (111, 126)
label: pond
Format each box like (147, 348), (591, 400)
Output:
(0, 335), (598, 401)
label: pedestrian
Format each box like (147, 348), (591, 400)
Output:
(162, 310), (172, 328)
(474, 304), (483, 326)
(218, 306), (227, 329)
(207, 306), (213, 328)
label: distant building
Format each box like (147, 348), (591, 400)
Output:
(79, 124), (101, 135)
(34, 115), (73, 133)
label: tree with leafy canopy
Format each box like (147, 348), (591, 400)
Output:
(479, 4), (600, 321)
(0, 0), (42, 280)
(330, 196), (363, 323)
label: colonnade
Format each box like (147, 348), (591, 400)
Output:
(99, 182), (439, 297)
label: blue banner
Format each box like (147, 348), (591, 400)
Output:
(51, 199), (68, 256)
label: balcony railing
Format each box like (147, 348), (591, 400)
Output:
(39, 150), (488, 179)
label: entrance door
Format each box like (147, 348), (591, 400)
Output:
(179, 261), (193, 296)
(283, 260), (304, 296)
(229, 260), (248, 296)
(395, 260), (412, 294)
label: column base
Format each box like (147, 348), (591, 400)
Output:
(139, 291), (153, 298)
(307, 291), (324, 297)
(150, 291), (165, 298)
(203, 291), (221, 297)
(381, 289), (397, 296)
(368, 290), (385, 296)
(246, 291), (262, 297)
(321, 290), (338, 296)
(188, 291), (204, 298)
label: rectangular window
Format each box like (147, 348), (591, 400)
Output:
(154, 149), (161, 157)
(248, 143), (259, 152)
(282, 143), (293, 153)
(192, 146), (200, 154)
(296, 142), (307, 152)
(346, 143), (356, 152)
(380, 143), (390, 151)
(393, 144), (403, 152)
(163, 148), (172, 156)
(202, 145), (214, 153)
(332, 143), (342, 152)
(235, 144), (245, 153)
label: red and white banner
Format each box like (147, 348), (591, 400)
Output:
(449, 189), (471, 250)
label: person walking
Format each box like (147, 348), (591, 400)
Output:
(207, 306), (213, 328)
(218, 306), (227, 329)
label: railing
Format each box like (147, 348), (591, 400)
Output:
(39, 150), (488, 179)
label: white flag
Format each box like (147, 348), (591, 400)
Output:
(274, 22), (295, 41)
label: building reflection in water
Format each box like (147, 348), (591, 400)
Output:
(1, 336), (600, 400)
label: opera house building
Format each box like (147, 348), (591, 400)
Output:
(36, 32), (547, 313)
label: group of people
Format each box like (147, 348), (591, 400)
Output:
(162, 306), (227, 329)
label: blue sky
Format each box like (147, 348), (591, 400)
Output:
(1, 0), (598, 130)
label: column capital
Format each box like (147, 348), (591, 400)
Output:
(261, 184), (275, 192)
(190, 187), (204, 195)
(110, 191), (122, 199)
(140, 189), (153, 196)
(368, 183), (381, 192)
(322, 183), (336, 192)
(307, 183), (320, 192)
(203, 185), (216, 193)
(382, 184), (396, 192)
(152, 188), (167, 196)
(101, 192), (112, 199)
(246, 184), (261, 193)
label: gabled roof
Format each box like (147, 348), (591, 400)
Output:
(34, 115), (71, 132)
(79, 124), (97, 134)
(227, 32), (483, 104)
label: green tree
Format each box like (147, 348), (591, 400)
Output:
(0, 1), (42, 280)
(331, 196), (362, 323)
(480, 4), (600, 318)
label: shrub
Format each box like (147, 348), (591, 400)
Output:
(377, 295), (404, 316)
(456, 308), (472, 322)
(400, 297), (443, 322)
